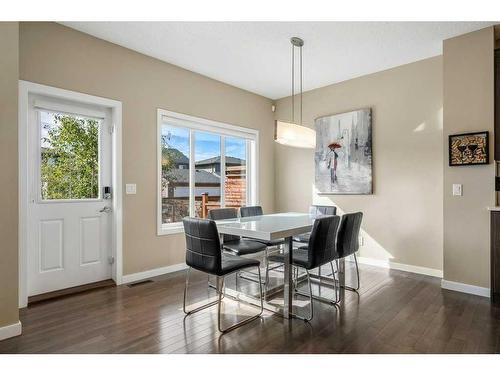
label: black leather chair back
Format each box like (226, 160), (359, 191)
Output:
(183, 217), (222, 275)
(306, 215), (341, 269)
(207, 208), (240, 242)
(239, 206), (264, 217)
(336, 212), (363, 258)
(208, 208), (237, 221)
(309, 205), (337, 216)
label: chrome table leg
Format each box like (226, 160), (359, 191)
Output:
(282, 236), (293, 319)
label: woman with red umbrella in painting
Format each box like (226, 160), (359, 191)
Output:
(326, 141), (342, 186)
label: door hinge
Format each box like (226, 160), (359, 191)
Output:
(108, 256), (115, 265)
(108, 124), (115, 134)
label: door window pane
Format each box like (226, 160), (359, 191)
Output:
(161, 124), (190, 224)
(194, 131), (221, 218)
(225, 137), (247, 209)
(40, 111), (100, 200)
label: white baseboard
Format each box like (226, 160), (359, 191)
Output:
(0, 321), (22, 341)
(121, 262), (188, 284)
(355, 256), (443, 278)
(441, 279), (490, 298)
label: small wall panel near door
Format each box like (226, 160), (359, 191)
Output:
(39, 219), (64, 272)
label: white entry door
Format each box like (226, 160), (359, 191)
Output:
(27, 95), (113, 297)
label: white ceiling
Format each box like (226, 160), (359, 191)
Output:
(61, 22), (495, 99)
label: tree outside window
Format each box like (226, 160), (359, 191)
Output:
(40, 112), (100, 200)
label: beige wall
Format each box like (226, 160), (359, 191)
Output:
(274, 56), (444, 272)
(0, 22), (19, 327)
(443, 27), (495, 288)
(19, 22), (275, 275)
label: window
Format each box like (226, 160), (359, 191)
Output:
(158, 109), (258, 235)
(36, 100), (106, 201)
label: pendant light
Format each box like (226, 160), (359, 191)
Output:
(274, 37), (316, 149)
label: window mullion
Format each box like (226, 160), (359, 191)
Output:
(189, 129), (195, 217)
(246, 139), (251, 206)
(220, 136), (226, 208)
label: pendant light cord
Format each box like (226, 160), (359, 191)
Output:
(300, 44), (303, 126)
(290, 40), (303, 125)
(291, 43), (295, 123)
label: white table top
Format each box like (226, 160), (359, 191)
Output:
(215, 212), (315, 241)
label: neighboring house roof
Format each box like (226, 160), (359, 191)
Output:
(164, 169), (220, 184)
(163, 148), (189, 165)
(195, 156), (245, 166)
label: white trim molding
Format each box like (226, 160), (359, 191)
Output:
(441, 279), (490, 298)
(122, 262), (188, 284)
(18, 81), (124, 307)
(0, 321), (22, 341)
(355, 256), (443, 278)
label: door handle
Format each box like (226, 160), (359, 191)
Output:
(99, 206), (112, 213)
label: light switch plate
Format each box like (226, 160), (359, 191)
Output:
(126, 183), (137, 195)
(452, 184), (462, 196)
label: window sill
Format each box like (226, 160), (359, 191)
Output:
(157, 223), (184, 236)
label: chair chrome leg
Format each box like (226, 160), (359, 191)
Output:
(353, 253), (360, 290)
(318, 265), (322, 296)
(342, 253), (360, 292)
(290, 267), (313, 321)
(295, 263), (341, 306)
(218, 266), (264, 334)
(331, 261), (340, 304)
(306, 270), (313, 321)
(264, 248), (270, 285)
(184, 267), (220, 315)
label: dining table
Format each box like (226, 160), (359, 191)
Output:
(215, 212), (345, 319)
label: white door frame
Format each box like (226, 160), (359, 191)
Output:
(18, 80), (123, 308)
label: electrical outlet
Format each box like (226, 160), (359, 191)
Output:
(358, 236), (364, 246)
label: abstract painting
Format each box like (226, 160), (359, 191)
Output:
(314, 108), (372, 194)
(448, 131), (489, 166)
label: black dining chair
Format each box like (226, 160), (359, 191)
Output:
(301, 211), (364, 298)
(267, 215), (341, 321)
(182, 217), (263, 333)
(293, 205), (337, 244)
(336, 212), (363, 292)
(208, 208), (267, 291)
(239, 205), (263, 217)
(207, 208), (267, 256)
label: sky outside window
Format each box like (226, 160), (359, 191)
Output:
(162, 126), (246, 160)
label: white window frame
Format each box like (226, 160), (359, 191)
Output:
(157, 109), (259, 236)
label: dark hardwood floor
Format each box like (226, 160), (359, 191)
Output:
(2, 262), (500, 354)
